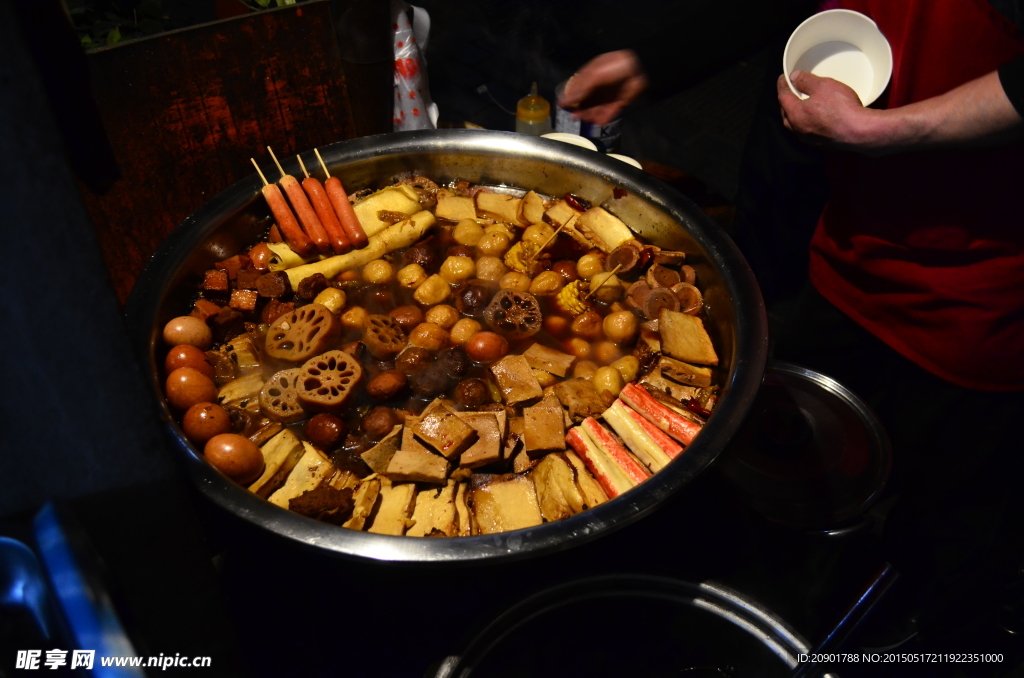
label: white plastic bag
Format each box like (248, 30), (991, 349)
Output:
(392, 0), (438, 131)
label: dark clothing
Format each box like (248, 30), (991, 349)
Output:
(999, 54), (1024, 114)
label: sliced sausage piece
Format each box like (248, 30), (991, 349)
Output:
(280, 175), (330, 254)
(324, 176), (369, 249)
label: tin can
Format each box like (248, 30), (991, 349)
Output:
(554, 80), (622, 153)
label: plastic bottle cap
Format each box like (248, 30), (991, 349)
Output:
(517, 82), (551, 124)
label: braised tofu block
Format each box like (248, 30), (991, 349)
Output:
(659, 356), (713, 388)
(268, 443), (337, 508)
(576, 207), (634, 253)
(328, 469), (360, 491)
(434, 189), (478, 221)
(524, 343), (576, 377)
(415, 400), (478, 459)
(385, 446), (451, 485)
(531, 453), (587, 521)
(476, 192), (524, 226)
(343, 476), (382, 531)
(490, 355), (544, 405)
(457, 411), (505, 469)
(468, 474), (543, 534)
(563, 450), (609, 509)
(249, 428), (305, 498)
(360, 424), (403, 474)
(407, 480), (459, 537)
(523, 405), (566, 457)
(659, 309), (719, 366)
(367, 478), (417, 536)
(553, 378), (606, 422)
(352, 184), (421, 238)
(505, 416), (525, 462)
(543, 200), (581, 228)
(519, 190), (546, 224)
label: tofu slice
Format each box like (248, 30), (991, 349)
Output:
(407, 481), (459, 537)
(602, 400), (673, 472)
(352, 184), (422, 238)
(658, 308), (719, 365)
(543, 200), (581, 228)
(468, 474), (543, 534)
(518, 190), (546, 225)
(434, 189), (478, 221)
(456, 411), (506, 468)
(523, 404), (566, 457)
(367, 477), (417, 536)
(343, 476), (382, 531)
(531, 453), (587, 521)
(476, 192), (525, 225)
(385, 446), (451, 485)
(360, 424), (403, 474)
(553, 378), (606, 422)
(524, 343), (576, 377)
(640, 367), (701, 403)
(249, 428), (305, 498)
(659, 356), (713, 388)
(563, 450), (609, 509)
(576, 207), (635, 253)
(268, 443), (337, 508)
(415, 399), (478, 459)
(490, 355), (544, 405)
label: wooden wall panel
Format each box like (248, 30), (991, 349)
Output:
(80, 1), (361, 303)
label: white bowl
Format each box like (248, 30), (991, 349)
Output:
(783, 9), (892, 106)
(541, 132), (599, 151)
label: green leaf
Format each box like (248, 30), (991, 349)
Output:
(276, 0), (297, 6)
(106, 26), (122, 46)
(80, 35), (94, 48)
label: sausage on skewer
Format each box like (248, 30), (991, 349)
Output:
(251, 158), (314, 256)
(296, 155), (351, 255)
(267, 147), (331, 254)
(314, 148), (369, 250)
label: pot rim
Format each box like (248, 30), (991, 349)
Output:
(125, 129), (768, 563)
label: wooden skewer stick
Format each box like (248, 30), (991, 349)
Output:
(296, 155), (310, 179)
(529, 222), (566, 262)
(267, 146), (286, 180)
(584, 263), (623, 300)
(314, 148), (332, 178)
(251, 158), (269, 186)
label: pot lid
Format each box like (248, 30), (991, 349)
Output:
(718, 361), (891, 530)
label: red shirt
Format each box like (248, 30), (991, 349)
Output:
(810, 0), (1024, 390)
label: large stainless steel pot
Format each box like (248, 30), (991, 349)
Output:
(124, 129), (768, 563)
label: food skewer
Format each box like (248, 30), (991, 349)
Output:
(314, 148), (369, 250)
(251, 158), (315, 256)
(584, 263), (623, 300)
(268, 147), (331, 254)
(297, 154), (352, 255)
(527, 222), (566, 263)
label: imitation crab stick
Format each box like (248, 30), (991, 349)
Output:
(297, 155), (352, 254)
(251, 158), (314, 256)
(268, 147), (330, 254)
(581, 417), (650, 486)
(623, 404), (684, 459)
(315, 148), (368, 249)
(602, 400), (674, 472)
(620, 382), (702, 446)
(565, 426), (635, 499)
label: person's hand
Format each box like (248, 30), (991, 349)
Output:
(558, 50), (649, 125)
(777, 70), (882, 153)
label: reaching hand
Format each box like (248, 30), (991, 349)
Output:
(558, 50), (649, 126)
(776, 70), (879, 152)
